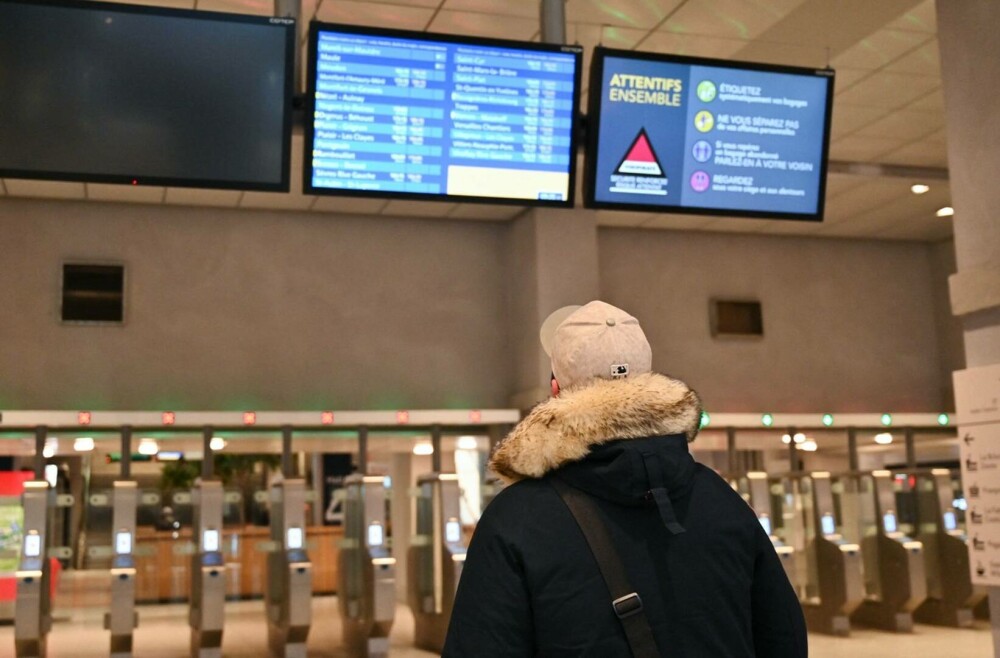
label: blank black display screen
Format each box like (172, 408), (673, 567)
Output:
(0, 0), (293, 190)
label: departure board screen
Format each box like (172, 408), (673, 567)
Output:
(585, 47), (834, 220)
(305, 24), (582, 206)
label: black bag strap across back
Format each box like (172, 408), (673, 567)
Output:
(550, 477), (662, 658)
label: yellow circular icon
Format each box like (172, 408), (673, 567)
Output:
(694, 110), (714, 133)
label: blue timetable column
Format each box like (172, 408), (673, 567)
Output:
(312, 33), (449, 194)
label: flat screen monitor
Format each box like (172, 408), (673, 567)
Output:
(883, 511), (898, 533)
(585, 47), (834, 220)
(202, 529), (220, 553)
(445, 519), (462, 544)
(287, 527), (304, 550)
(115, 531), (132, 555)
(0, 0), (294, 191)
(367, 523), (384, 547)
(943, 510), (957, 531)
(305, 23), (582, 205)
(23, 532), (41, 558)
(820, 513), (836, 536)
(758, 515), (772, 536)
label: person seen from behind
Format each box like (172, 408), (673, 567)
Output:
(442, 300), (807, 657)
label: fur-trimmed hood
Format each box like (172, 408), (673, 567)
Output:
(491, 372), (702, 484)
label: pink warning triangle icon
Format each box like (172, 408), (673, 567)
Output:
(616, 128), (663, 176)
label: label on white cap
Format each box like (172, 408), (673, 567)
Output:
(610, 364), (629, 379)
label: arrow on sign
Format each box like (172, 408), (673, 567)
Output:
(964, 433), (975, 445)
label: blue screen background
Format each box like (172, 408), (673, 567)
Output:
(593, 55), (831, 217)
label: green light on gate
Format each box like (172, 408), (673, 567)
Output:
(822, 414), (834, 427)
(761, 413), (774, 427)
(700, 411), (710, 428)
(937, 413), (949, 426)
(881, 413), (893, 427)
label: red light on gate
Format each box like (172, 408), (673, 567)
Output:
(396, 411), (410, 425)
(162, 411), (176, 426)
(131, 179), (138, 185)
(321, 411), (335, 425)
(78, 411), (92, 425)
(469, 410), (482, 423)
(243, 412), (257, 426)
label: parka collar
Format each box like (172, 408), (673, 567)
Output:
(490, 372), (702, 485)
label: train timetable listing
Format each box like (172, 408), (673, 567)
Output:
(310, 31), (578, 201)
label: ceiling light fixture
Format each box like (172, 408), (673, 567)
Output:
(936, 206), (954, 217)
(910, 184), (929, 194)
(137, 438), (159, 456)
(874, 432), (894, 445)
(413, 443), (434, 456)
(74, 437), (95, 452)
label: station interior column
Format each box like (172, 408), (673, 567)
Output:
(936, 2), (1000, 654)
(508, 208), (600, 410)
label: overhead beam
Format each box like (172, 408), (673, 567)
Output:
(828, 161), (949, 180)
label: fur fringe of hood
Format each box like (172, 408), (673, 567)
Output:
(490, 373), (702, 484)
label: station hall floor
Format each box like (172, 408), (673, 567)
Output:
(0, 574), (992, 657)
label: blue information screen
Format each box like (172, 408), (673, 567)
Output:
(306, 26), (581, 204)
(587, 50), (833, 219)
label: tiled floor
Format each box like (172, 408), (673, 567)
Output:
(0, 572), (994, 657)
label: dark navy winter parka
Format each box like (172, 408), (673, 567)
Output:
(442, 373), (807, 657)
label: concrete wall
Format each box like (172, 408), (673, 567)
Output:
(928, 239), (965, 407)
(599, 228), (948, 413)
(0, 198), (511, 410)
(0, 196), (959, 414)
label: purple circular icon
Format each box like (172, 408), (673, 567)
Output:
(690, 170), (711, 192)
(692, 140), (713, 163)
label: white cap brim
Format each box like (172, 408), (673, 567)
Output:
(539, 305), (582, 357)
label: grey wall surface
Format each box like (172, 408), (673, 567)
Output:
(0, 198), (510, 410)
(928, 240), (965, 407)
(0, 196), (958, 414)
(599, 228), (948, 413)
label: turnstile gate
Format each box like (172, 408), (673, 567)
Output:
(189, 480), (225, 658)
(106, 481), (140, 657)
(15, 481), (54, 658)
(850, 471), (926, 632)
(742, 472), (798, 596)
(407, 473), (466, 653)
(339, 475), (396, 658)
(799, 472), (864, 636)
(914, 468), (988, 626)
(266, 478), (313, 658)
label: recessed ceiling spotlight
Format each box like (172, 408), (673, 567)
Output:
(936, 206), (954, 217)
(910, 184), (929, 194)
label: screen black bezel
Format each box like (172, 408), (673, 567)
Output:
(304, 21), (584, 207)
(0, 0), (295, 192)
(584, 46), (835, 222)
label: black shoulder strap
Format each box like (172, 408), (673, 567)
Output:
(550, 477), (662, 658)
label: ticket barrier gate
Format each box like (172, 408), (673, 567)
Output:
(106, 481), (140, 657)
(266, 478), (313, 658)
(914, 469), (987, 627)
(339, 475), (396, 658)
(799, 473), (864, 636)
(850, 471), (926, 632)
(15, 480), (73, 658)
(190, 480), (226, 658)
(407, 473), (467, 653)
(742, 473), (798, 596)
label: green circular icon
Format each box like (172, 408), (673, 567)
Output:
(694, 110), (714, 133)
(696, 80), (717, 102)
